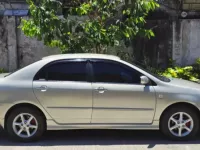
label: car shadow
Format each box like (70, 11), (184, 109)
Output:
(0, 129), (200, 148)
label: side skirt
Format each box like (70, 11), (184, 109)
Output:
(46, 120), (159, 130)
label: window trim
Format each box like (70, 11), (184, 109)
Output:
(89, 59), (155, 86)
(33, 59), (91, 82)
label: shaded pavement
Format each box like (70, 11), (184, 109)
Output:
(0, 129), (199, 149)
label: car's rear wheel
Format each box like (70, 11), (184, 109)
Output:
(160, 106), (199, 140)
(6, 107), (45, 142)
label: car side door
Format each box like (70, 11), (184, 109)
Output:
(90, 59), (156, 124)
(33, 59), (93, 124)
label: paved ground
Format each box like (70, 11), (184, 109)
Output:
(0, 129), (200, 150)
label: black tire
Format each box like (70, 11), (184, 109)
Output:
(160, 105), (199, 140)
(6, 107), (46, 142)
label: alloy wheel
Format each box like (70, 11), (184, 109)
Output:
(168, 112), (194, 137)
(12, 113), (38, 138)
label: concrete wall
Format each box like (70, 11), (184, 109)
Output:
(132, 20), (172, 69)
(0, 16), (18, 71)
(173, 19), (200, 66)
(1, 17), (200, 71)
(0, 16), (59, 71)
(0, 16), (8, 70)
(17, 18), (59, 68)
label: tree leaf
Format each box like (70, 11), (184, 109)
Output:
(21, 0), (159, 54)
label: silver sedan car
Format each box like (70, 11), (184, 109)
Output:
(0, 54), (200, 141)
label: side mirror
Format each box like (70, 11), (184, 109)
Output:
(140, 76), (150, 85)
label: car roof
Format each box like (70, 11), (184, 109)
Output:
(42, 53), (120, 61)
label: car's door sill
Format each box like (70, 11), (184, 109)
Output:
(46, 120), (159, 130)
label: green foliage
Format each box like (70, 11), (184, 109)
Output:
(21, 0), (159, 54)
(161, 66), (199, 82)
(0, 68), (6, 74)
(195, 58), (200, 65)
(157, 58), (200, 82)
(192, 58), (200, 77)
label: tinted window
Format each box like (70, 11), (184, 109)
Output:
(34, 61), (87, 81)
(34, 67), (46, 80)
(92, 61), (141, 84)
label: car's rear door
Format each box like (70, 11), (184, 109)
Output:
(90, 59), (156, 124)
(33, 59), (93, 124)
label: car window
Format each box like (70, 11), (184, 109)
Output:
(34, 61), (87, 82)
(92, 61), (141, 84)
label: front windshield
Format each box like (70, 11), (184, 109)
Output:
(132, 63), (171, 82)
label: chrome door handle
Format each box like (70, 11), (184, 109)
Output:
(95, 87), (107, 94)
(36, 85), (48, 92)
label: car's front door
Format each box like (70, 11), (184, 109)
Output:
(33, 59), (92, 124)
(90, 59), (156, 124)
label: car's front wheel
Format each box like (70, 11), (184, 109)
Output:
(160, 105), (199, 140)
(6, 107), (45, 142)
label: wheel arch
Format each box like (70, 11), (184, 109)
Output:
(159, 102), (200, 122)
(4, 103), (48, 129)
